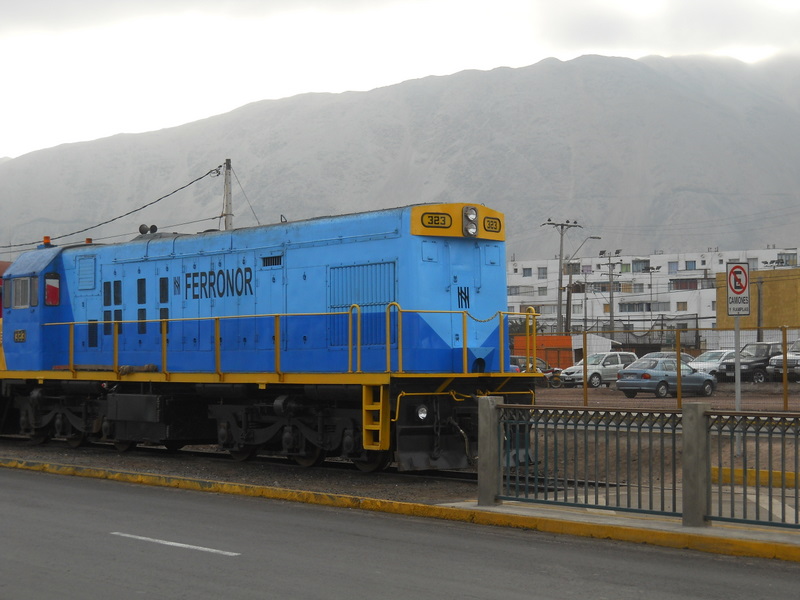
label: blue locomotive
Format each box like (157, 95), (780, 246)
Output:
(0, 202), (538, 470)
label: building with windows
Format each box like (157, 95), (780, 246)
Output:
(507, 246), (798, 351)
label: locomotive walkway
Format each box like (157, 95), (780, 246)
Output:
(2, 455), (800, 563)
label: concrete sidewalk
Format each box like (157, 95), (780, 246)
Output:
(3, 456), (799, 562)
(442, 498), (800, 562)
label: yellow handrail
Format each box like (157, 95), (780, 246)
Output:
(214, 317), (222, 381)
(39, 304), (538, 378)
(348, 304), (362, 373)
(160, 319), (170, 380)
(385, 302), (403, 373)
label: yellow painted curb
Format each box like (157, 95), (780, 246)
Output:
(2, 457), (800, 563)
(713, 466), (796, 488)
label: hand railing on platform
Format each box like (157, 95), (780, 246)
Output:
(39, 304), (539, 379)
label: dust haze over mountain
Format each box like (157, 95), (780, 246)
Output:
(1, 54), (799, 261)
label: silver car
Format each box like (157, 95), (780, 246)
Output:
(767, 340), (800, 381)
(560, 352), (638, 388)
(688, 350), (735, 381)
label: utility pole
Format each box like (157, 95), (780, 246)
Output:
(647, 266), (660, 340)
(598, 250), (622, 338)
(564, 235), (601, 332)
(583, 270), (594, 331)
(222, 158), (233, 230)
(608, 259), (616, 336)
(541, 219), (582, 333)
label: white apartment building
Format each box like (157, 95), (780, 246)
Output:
(507, 246), (798, 349)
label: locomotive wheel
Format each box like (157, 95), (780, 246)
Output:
(29, 429), (51, 445)
(292, 445), (325, 468)
(353, 450), (392, 473)
(66, 433), (88, 448)
(114, 440), (137, 453)
(229, 445), (258, 462)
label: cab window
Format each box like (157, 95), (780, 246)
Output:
(44, 273), (60, 306)
(11, 277), (38, 308)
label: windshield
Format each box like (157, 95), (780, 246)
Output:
(694, 351), (726, 362)
(629, 359), (658, 370)
(586, 354), (604, 365)
(741, 344), (767, 358)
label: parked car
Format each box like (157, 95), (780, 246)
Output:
(640, 351), (695, 364)
(766, 340), (800, 381)
(559, 352), (638, 388)
(688, 350), (736, 380)
(717, 342), (783, 383)
(510, 356), (563, 387)
(616, 357), (716, 399)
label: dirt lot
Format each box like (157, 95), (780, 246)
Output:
(532, 381), (800, 412)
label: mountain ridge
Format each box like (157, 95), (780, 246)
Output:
(2, 54), (799, 260)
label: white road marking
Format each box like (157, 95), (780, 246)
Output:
(746, 492), (800, 525)
(111, 532), (241, 556)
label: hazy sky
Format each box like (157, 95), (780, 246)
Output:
(2, 0), (798, 158)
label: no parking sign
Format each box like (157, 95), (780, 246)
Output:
(726, 262), (750, 317)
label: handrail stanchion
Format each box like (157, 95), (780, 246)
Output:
(782, 325), (789, 411)
(68, 323), (76, 377)
(113, 320), (119, 377)
(582, 329), (588, 407)
(160, 319), (169, 379)
(462, 311), (468, 373)
(349, 304), (362, 373)
(214, 317), (222, 381)
(498, 312), (505, 373)
(385, 303), (403, 373)
(530, 308), (538, 366)
(274, 315), (282, 377)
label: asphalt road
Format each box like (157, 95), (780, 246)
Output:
(2, 468), (800, 599)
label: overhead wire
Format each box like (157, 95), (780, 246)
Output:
(231, 166), (261, 225)
(0, 164), (223, 251)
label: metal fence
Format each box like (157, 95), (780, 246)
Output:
(709, 412), (800, 527)
(499, 407), (682, 516)
(479, 399), (800, 529)
(520, 325), (800, 413)
(531, 324), (800, 355)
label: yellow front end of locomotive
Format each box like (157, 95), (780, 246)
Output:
(410, 204), (504, 241)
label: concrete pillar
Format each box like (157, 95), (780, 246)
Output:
(477, 396), (502, 506)
(682, 402), (711, 527)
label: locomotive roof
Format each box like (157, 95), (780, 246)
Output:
(3, 246), (61, 278)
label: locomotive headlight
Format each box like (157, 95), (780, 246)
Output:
(462, 206), (479, 236)
(416, 405), (429, 421)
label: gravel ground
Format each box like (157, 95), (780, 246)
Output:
(0, 437), (478, 505)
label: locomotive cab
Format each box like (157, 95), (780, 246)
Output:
(2, 245), (69, 371)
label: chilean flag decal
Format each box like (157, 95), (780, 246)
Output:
(45, 277), (60, 306)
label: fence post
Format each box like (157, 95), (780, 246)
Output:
(682, 402), (710, 527)
(478, 396), (502, 506)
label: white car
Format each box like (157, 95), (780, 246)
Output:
(560, 352), (638, 388)
(688, 350), (735, 381)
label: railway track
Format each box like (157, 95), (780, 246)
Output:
(0, 435), (478, 504)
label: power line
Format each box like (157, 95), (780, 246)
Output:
(231, 166), (261, 226)
(0, 164), (223, 250)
